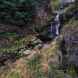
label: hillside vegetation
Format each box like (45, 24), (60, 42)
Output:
(0, 0), (78, 78)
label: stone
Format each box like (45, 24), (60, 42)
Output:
(23, 50), (32, 55)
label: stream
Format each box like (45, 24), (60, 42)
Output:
(49, 0), (75, 39)
(49, 9), (64, 38)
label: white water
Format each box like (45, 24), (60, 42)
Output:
(50, 13), (60, 36)
(49, 0), (62, 37)
(49, 0), (75, 38)
(54, 14), (60, 35)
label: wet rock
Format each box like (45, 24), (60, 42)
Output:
(0, 53), (18, 66)
(61, 22), (78, 75)
(23, 50), (32, 55)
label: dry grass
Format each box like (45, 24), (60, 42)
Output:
(0, 37), (62, 78)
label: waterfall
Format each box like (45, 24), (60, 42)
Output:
(49, 0), (75, 38)
(56, 23), (60, 35)
(49, 0), (64, 38)
(54, 13), (60, 35)
(50, 13), (60, 37)
(54, 13), (60, 21)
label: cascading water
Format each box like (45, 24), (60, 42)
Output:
(49, 0), (75, 39)
(37, 0), (75, 42)
(49, 0), (64, 38)
(54, 13), (60, 35)
(49, 12), (61, 38)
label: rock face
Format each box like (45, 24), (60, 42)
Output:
(61, 21), (78, 75)
(67, 33), (78, 67)
(34, 0), (52, 31)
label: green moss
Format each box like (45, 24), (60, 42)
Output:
(0, 32), (17, 37)
(0, 35), (33, 53)
(66, 65), (77, 77)
(51, 0), (60, 10)
(7, 71), (21, 78)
